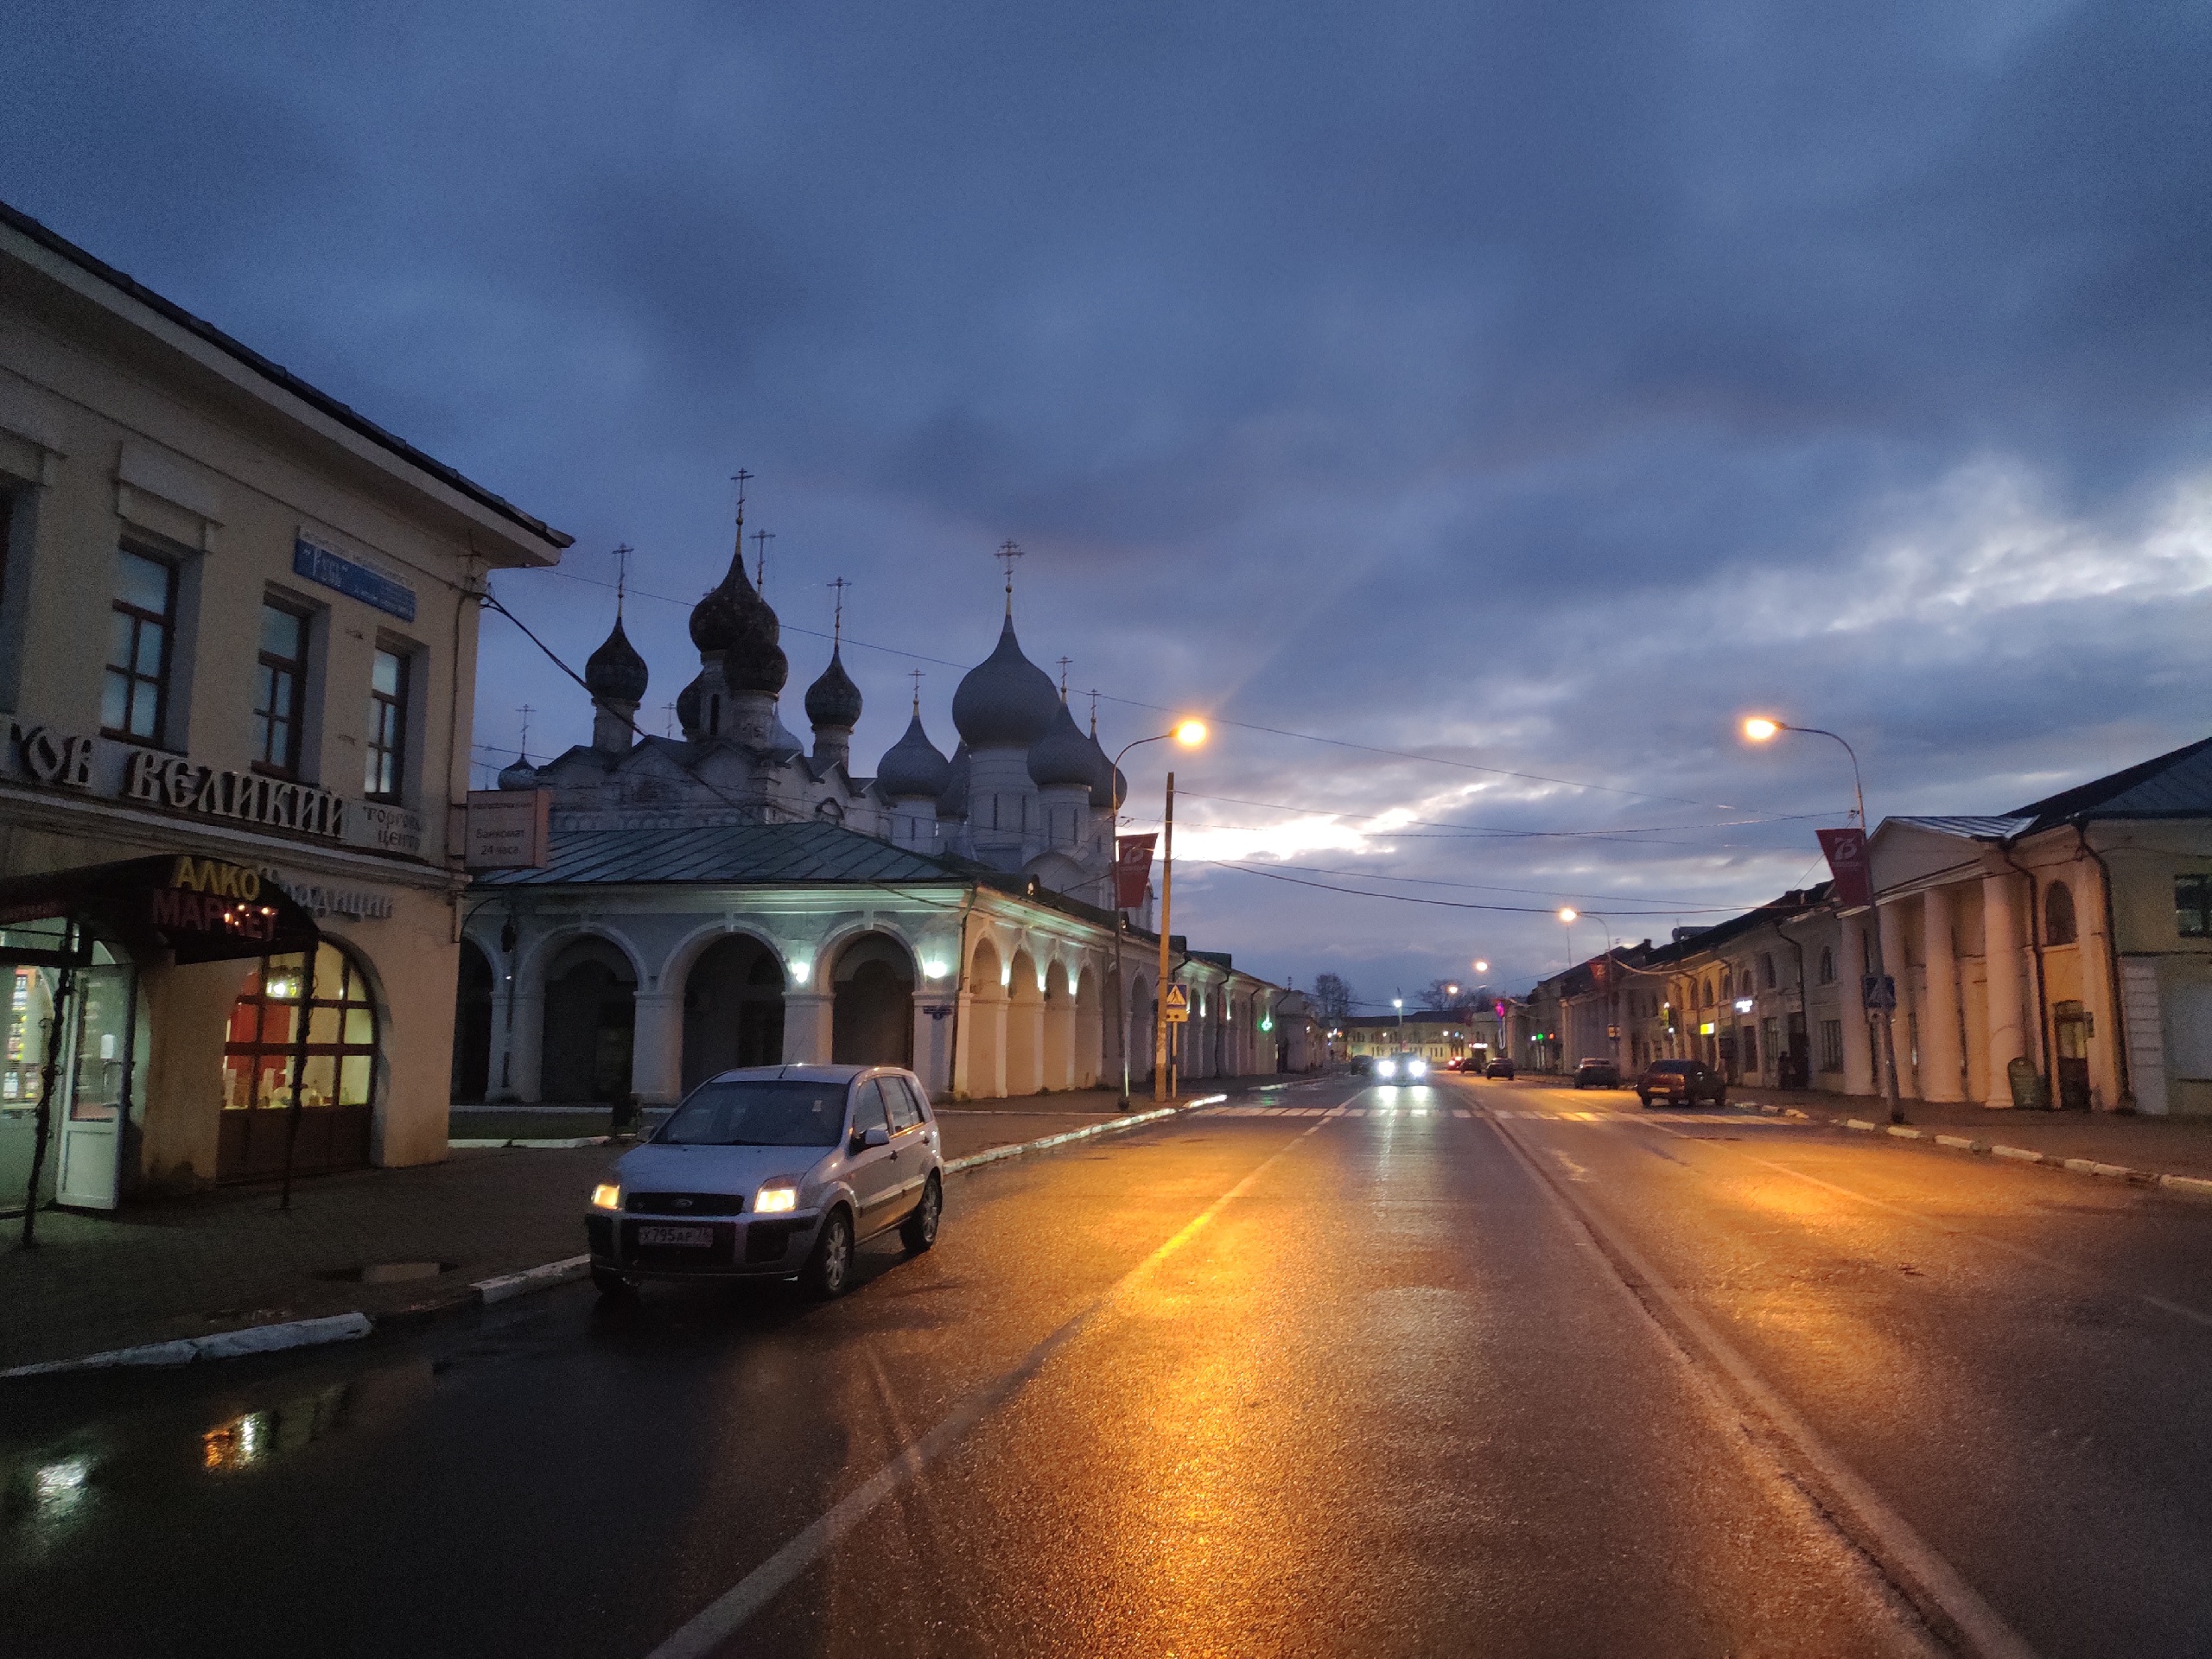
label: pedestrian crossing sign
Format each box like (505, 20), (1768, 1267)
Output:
(1164, 985), (1190, 1023)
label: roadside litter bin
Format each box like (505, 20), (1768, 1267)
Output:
(2006, 1056), (2050, 1110)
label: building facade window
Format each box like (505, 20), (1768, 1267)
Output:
(219, 941), (379, 1180)
(103, 548), (177, 743)
(2044, 880), (2078, 946)
(364, 646), (409, 800)
(1760, 952), (1777, 989)
(2177, 874), (2212, 939)
(1818, 946), (1834, 984)
(1820, 1018), (1844, 1072)
(253, 599), (310, 775)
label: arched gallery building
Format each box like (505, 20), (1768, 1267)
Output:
(460, 526), (1316, 1103)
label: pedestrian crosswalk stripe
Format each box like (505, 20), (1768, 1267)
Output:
(1453, 1109), (1472, 1118)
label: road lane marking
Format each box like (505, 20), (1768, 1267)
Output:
(644, 1117), (1334, 1659)
(1489, 1113), (2035, 1659)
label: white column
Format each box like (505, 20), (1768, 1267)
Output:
(950, 988), (976, 1098)
(912, 1000), (953, 1096)
(781, 992), (835, 1065)
(1839, 918), (1874, 1097)
(508, 987), (545, 1103)
(1919, 886), (1965, 1103)
(1983, 871), (2026, 1108)
(1878, 899), (1916, 1100)
(629, 991), (684, 1105)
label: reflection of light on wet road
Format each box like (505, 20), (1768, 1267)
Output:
(201, 1382), (354, 1475)
(34, 1455), (91, 1518)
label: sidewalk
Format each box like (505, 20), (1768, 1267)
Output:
(1735, 1087), (2212, 1184)
(0, 1081), (1259, 1376)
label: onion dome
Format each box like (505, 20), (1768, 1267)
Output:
(1028, 700), (1096, 788)
(952, 617), (1060, 749)
(1086, 729), (1125, 810)
(689, 545), (786, 695)
(497, 753), (537, 791)
(768, 705), (804, 754)
(938, 742), (971, 817)
(675, 673), (703, 736)
(804, 646), (863, 730)
(878, 710), (952, 799)
(584, 614), (649, 705)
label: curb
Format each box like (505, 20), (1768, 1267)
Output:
(942, 1093), (1229, 1175)
(1829, 1113), (2212, 1198)
(449, 1136), (613, 1150)
(6, 1094), (1239, 1380)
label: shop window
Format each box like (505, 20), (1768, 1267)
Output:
(222, 942), (378, 1116)
(364, 647), (410, 800)
(104, 548), (177, 743)
(2044, 882), (2078, 946)
(254, 599), (311, 776)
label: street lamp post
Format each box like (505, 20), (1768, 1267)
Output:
(1105, 724), (1199, 1109)
(1140, 720), (1209, 1105)
(1744, 715), (1901, 1123)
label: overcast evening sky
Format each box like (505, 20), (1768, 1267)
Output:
(6, 3), (2209, 1009)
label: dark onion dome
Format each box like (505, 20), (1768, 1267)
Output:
(497, 753), (537, 791)
(689, 544), (787, 695)
(878, 710), (952, 799)
(1027, 700), (1096, 789)
(584, 613), (649, 705)
(803, 645), (863, 730)
(675, 671), (703, 735)
(938, 741), (971, 817)
(1086, 729), (1125, 809)
(951, 617), (1060, 749)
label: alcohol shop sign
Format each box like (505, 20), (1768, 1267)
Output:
(1, 719), (423, 857)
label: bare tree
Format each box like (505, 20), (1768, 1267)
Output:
(1417, 978), (1469, 1014)
(1312, 973), (1355, 1021)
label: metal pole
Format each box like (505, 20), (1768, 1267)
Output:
(1154, 771), (1173, 1103)
(279, 946), (320, 1212)
(1106, 731), (1168, 1111)
(19, 924), (79, 1249)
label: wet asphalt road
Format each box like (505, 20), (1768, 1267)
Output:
(7, 1074), (2212, 1657)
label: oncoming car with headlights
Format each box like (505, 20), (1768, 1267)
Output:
(1373, 1053), (1430, 1082)
(586, 1065), (944, 1300)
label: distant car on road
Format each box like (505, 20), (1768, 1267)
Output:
(1484, 1058), (1516, 1079)
(1637, 1058), (1726, 1109)
(1448, 1055), (1485, 1072)
(587, 1065), (943, 1301)
(1375, 1053), (1429, 1082)
(1573, 1058), (1621, 1089)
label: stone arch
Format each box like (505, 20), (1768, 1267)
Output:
(452, 937), (493, 1103)
(963, 932), (1006, 1098)
(832, 931), (916, 1066)
(540, 934), (637, 1103)
(1006, 947), (1045, 1096)
(1125, 970), (1154, 1084)
(1042, 957), (1073, 1088)
(682, 933), (786, 1092)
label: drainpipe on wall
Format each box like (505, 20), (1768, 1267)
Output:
(2075, 818), (2135, 1112)
(1999, 840), (2056, 1106)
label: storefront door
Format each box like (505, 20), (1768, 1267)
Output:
(54, 958), (136, 1209)
(0, 933), (137, 1216)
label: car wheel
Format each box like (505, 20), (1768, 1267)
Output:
(1638, 1094), (1653, 1109)
(802, 1208), (855, 1300)
(591, 1266), (634, 1300)
(901, 1173), (943, 1254)
(1712, 1090), (1726, 1109)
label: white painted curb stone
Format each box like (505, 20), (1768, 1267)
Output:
(3, 1311), (372, 1377)
(475, 1255), (591, 1304)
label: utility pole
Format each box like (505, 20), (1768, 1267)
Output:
(1154, 771), (1175, 1103)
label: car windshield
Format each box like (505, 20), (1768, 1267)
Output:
(1648, 1061), (1695, 1075)
(656, 1080), (849, 1147)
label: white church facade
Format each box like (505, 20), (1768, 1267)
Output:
(456, 522), (1317, 1103)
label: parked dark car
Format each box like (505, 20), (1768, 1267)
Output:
(1637, 1058), (1726, 1109)
(1573, 1058), (1621, 1089)
(1484, 1058), (1516, 1079)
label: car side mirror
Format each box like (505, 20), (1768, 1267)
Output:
(852, 1125), (891, 1153)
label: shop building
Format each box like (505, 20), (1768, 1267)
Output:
(0, 200), (568, 1213)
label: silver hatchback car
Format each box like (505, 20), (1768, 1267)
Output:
(586, 1064), (944, 1300)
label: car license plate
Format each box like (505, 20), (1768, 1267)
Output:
(637, 1224), (713, 1249)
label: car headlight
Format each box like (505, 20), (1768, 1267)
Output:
(753, 1183), (799, 1214)
(1407, 1058), (1428, 1077)
(1376, 1059), (1397, 1078)
(590, 1183), (621, 1211)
